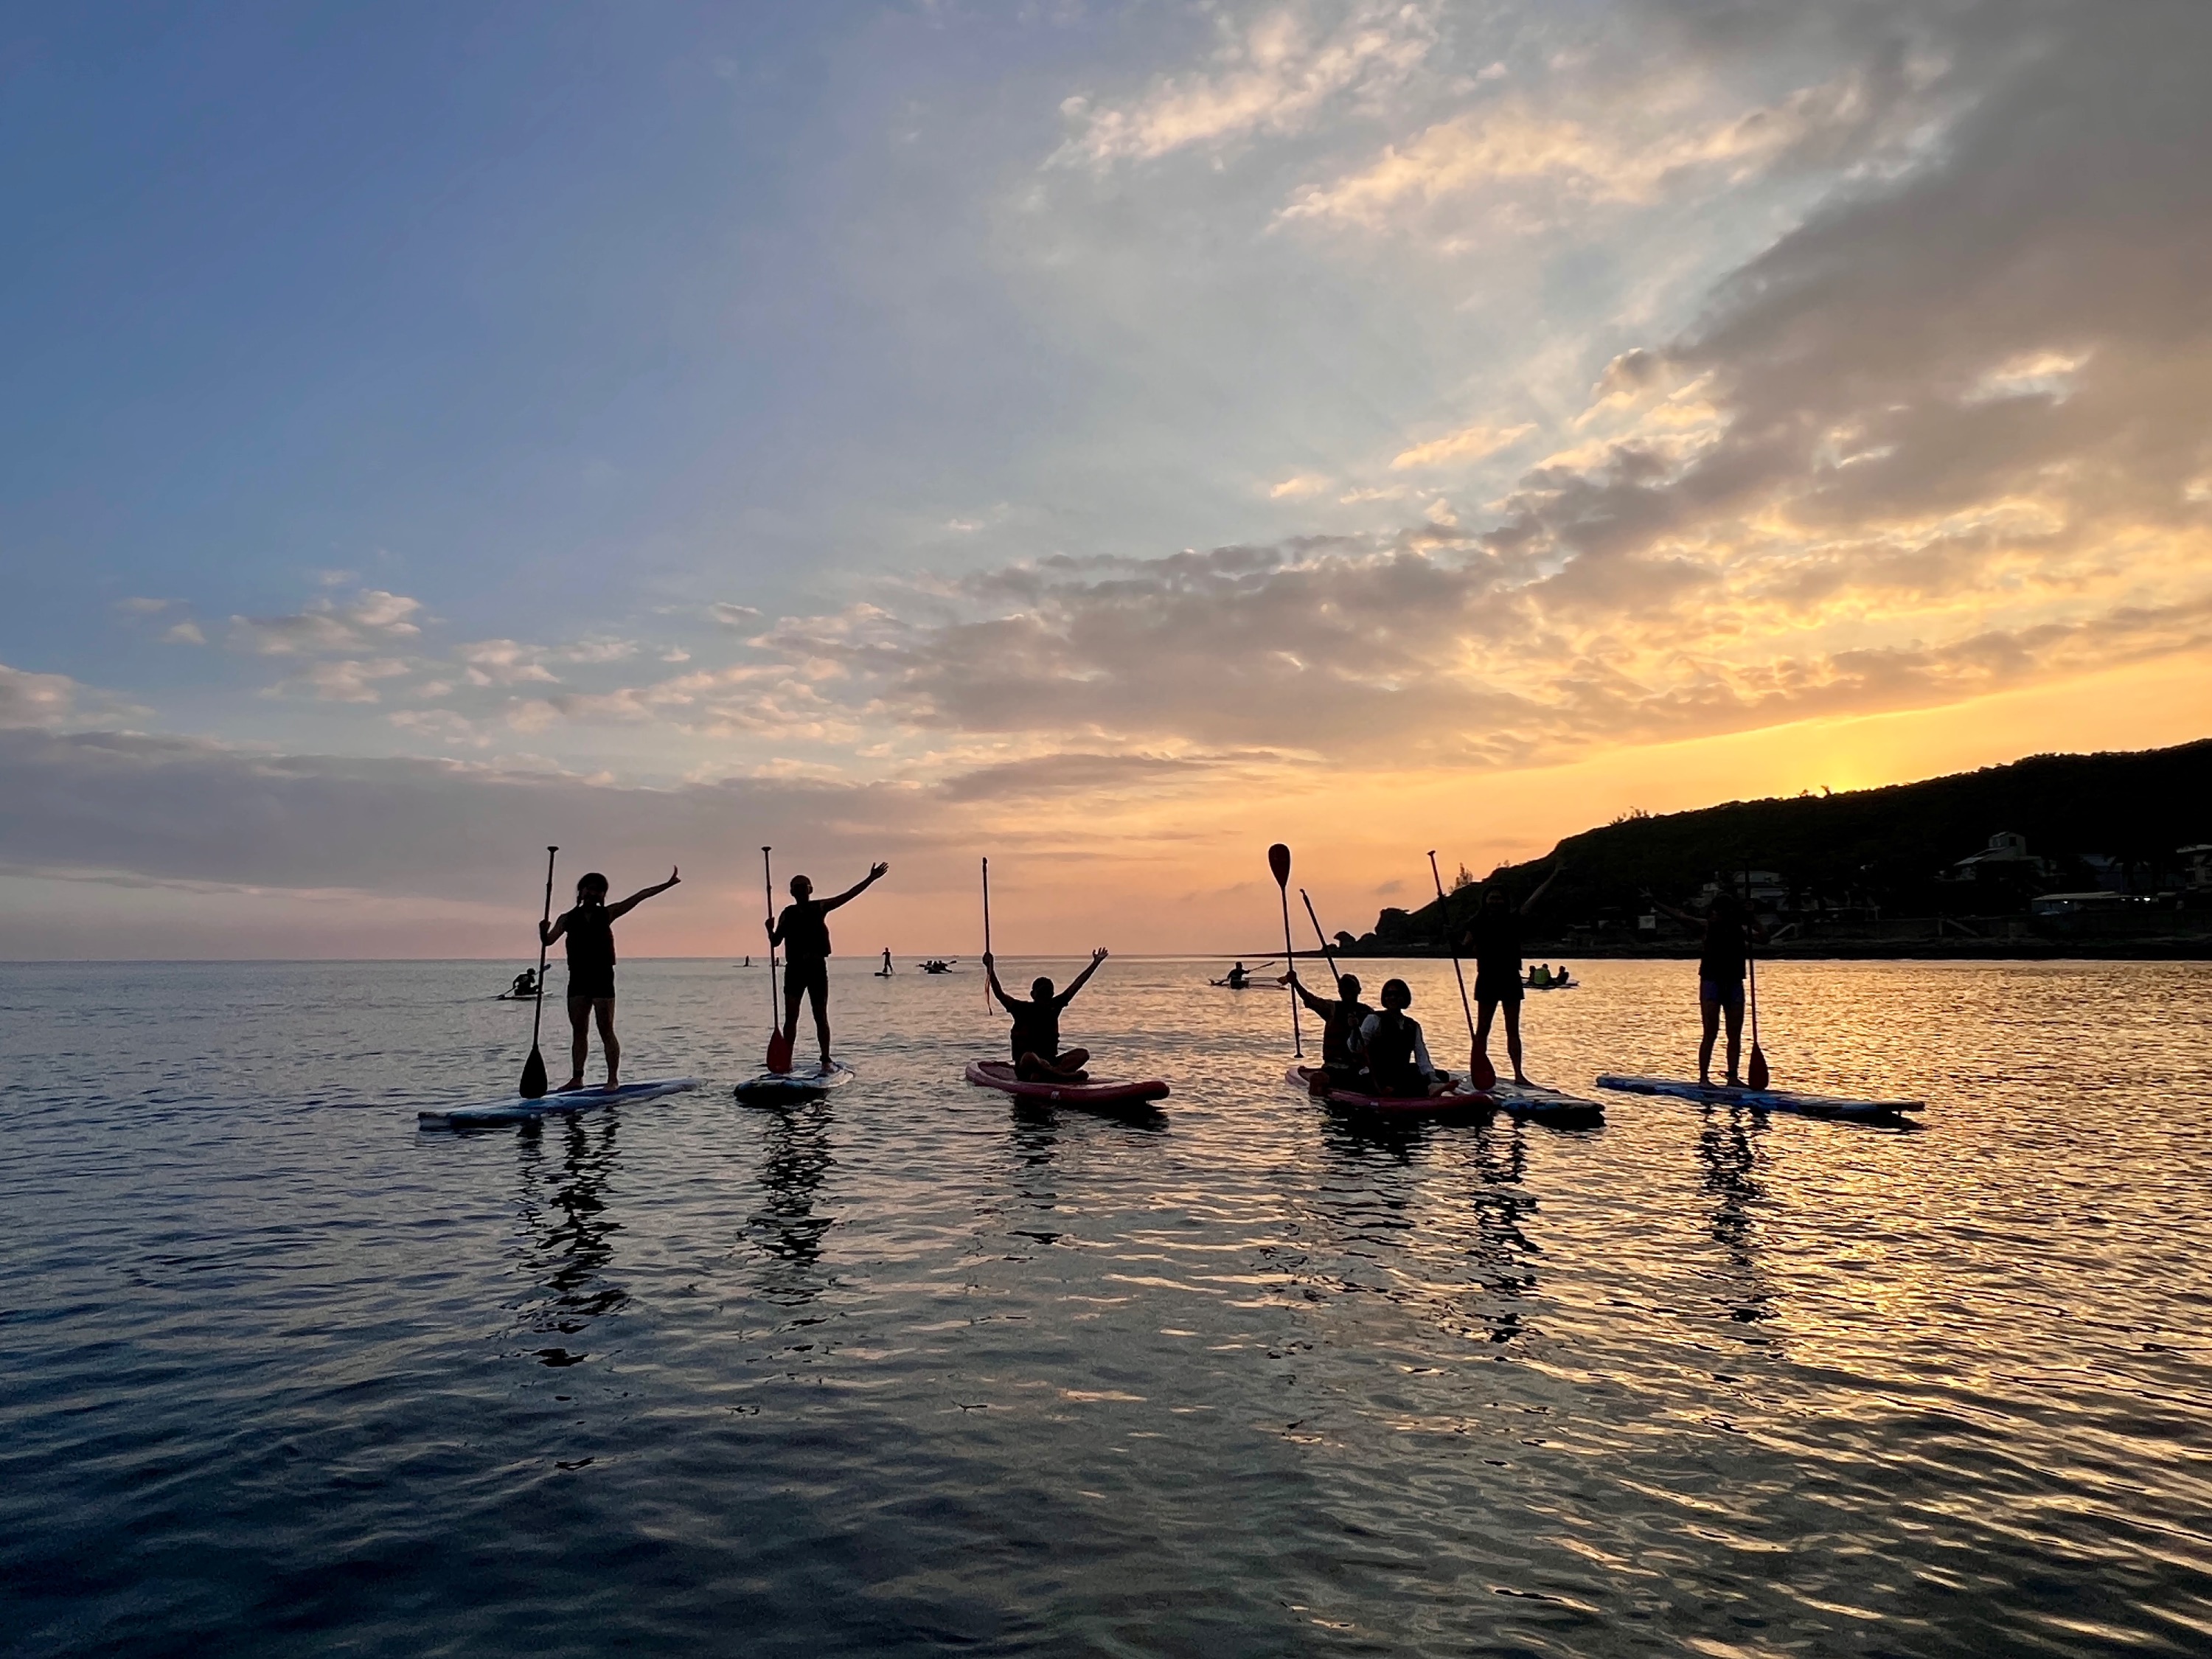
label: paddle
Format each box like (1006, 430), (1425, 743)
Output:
(519, 846), (559, 1098)
(1428, 851), (1490, 1090)
(1746, 943), (1770, 1091)
(1267, 844), (1302, 1057)
(763, 846), (793, 1074)
(981, 857), (992, 1011)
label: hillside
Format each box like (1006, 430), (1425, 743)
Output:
(1348, 738), (2212, 955)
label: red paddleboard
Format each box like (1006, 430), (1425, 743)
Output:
(1285, 1065), (1492, 1118)
(965, 1059), (1168, 1109)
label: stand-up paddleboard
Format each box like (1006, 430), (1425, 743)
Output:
(1488, 1079), (1605, 1126)
(1595, 1074), (1923, 1121)
(966, 1059), (1167, 1110)
(1286, 1065), (1492, 1119)
(418, 1077), (700, 1129)
(734, 1062), (856, 1105)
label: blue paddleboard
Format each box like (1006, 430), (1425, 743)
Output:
(1595, 1074), (1923, 1120)
(418, 1077), (701, 1128)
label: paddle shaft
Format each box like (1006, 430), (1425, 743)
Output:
(525, 845), (557, 1068)
(1270, 846), (1301, 1057)
(981, 858), (992, 1009)
(1427, 852), (1479, 1055)
(1298, 889), (1346, 998)
(762, 848), (779, 1014)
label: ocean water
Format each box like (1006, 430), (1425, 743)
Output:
(4, 956), (2210, 1658)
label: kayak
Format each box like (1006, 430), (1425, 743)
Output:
(1487, 1079), (1605, 1126)
(734, 1062), (857, 1105)
(418, 1077), (701, 1129)
(965, 1059), (1169, 1110)
(1287, 1065), (1492, 1119)
(1594, 1074), (1924, 1121)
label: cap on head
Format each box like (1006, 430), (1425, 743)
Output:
(1380, 977), (1412, 1009)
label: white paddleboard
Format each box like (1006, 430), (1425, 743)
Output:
(1489, 1080), (1605, 1124)
(734, 1062), (856, 1105)
(418, 1077), (701, 1128)
(1595, 1074), (1923, 1121)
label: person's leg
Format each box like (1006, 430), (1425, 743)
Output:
(564, 996), (591, 1091)
(1503, 998), (1528, 1084)
(1697, 990), (1721, 1084)
(807, 972), (832, 1067)
(594, 998), (620, 1088)
(1722, 998), (1745, 1085)
(1474, 994), (1498, 1070)
(782, 977), (804, 1046)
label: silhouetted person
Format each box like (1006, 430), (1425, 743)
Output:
(768, 863), (889, 1071)
(1357, 978), (1451, 1097)
(542, 867), (681, 1091)
(1460, 856), (1565, 1085)
(1288, 969), (1374, 1085)
(1648, 888), (1770, 1085)
(984, 948), (1107, 1081)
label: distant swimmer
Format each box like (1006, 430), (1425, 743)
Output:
(1288, 968), (1374, 1087)
(541, 866), (681, 1091)
(1646, 888), (1768, 1085)
(1357, 978), (1451, 1098)
(768, 862), (890, 1071)
(1460, 855), (1565, 1086)
(985, 947), (1108, 1082)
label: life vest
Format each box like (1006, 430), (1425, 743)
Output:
(1366, 1010), (1422, 1079)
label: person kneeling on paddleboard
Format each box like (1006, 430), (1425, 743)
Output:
(1357, 979), (1453, 1098)
(985, 948), (1107, 1081)
(769, 863), (890, 1072)
(1288, 969), (1373, 1088)
(543, 866), (681, 1091)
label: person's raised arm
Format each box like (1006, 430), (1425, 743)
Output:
(1519, 852), (1568, 915)
(1641, 888), (1699, 926)
(606, 867), (681, 922)
(981, 950), (1020, 1013)
(821, 861), (891, 914)
(1058, 947), (1108, 1006)
(1288, 970), (1332, 1017)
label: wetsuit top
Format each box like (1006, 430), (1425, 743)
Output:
(1699, 914), (1752, 983)
(1008, 990), (1074, 1063)
(1464, 910), (1525, 978)
(563, 905), (615, 983)
(776, 900), (832, 964)
(1357, 1010), (1434, 1081)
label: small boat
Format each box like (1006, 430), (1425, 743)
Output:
(735, 1063), (856, 1105)
(965, 1059), (1168, 1111)
(419, 1077), (700, 1129)
(1595, 1074), (1924, 1121)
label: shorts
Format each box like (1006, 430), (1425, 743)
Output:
(1700, 978), (1745, 1010)
(1473, 970), (1523, 1006)
(567, 973), (615, 1001)
(785, 956), (830, 1007)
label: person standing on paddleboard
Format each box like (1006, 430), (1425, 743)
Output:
(1287, 969), (1373, 1086)
(1460, 856), (1565, 1086)
(984, 947), (1107, 1081)
(768, 863), (890, 1071)
(542, 867), (681, 1091)
(1646, 888), (1768, 1085)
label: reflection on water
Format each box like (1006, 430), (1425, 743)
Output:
(4, 956), (2211, 1658)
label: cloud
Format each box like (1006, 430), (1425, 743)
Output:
(271, 658), (413, 704)
(0, 663), (88, 729)
(163, 620), (207, 645)
(1270, 473), (1332, 498)
(229, 590), (425, 656)
(710, 602), (763, 628)
(460, 639), (558, 686)
(1051, 1), (1436, 168)
(1391, 422), (1536, 470)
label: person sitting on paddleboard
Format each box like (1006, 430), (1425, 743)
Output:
(542, 866), (681, 1091)
(1288, 968), (1373, 1086)
(1357, 978), (1452, 1097)
(1225, 961), (1251, 988)
(768, 863), (890, 1071)
(1460, 856), (1565, 1086)
(984, 947), (1107, 1082)
(509, 968), (538, 998)
(1646, 888), (1768, 1085)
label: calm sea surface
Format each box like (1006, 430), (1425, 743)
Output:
(4, 956), (2211, 1657)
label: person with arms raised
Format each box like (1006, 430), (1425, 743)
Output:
(984, 948), (1108, 1082)
(768, 863), (890, 1072)
(1460, 857), (1565, 1086)
(542, 867), (681, 1091)
(1287, 968), (1374, 1087)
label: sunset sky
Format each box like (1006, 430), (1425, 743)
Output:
(4, 0), (2210, 958)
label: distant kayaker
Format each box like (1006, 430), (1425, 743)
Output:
(1225, 961), (1251, 988)
(1460, 856), (1565, 1085)
(1357, 978), (1450, 1097)
(984, 947), (1107, 1081)
(1646, 889), (1769, 1085)
(541, 866), (681, 1091)
(1288, 969), (1374, 1084)
(768, 863), (891, 1071)
(509, 968), (538, 998)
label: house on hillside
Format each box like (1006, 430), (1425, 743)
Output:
(2183, 846), (2212, 893)
(1697, 870), (1787, 908)
(1945, 831), (2052, 882)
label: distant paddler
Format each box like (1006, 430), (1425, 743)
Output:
(1458, 855), (1565, 1086)
(541, 866), (681, 1091)
(1645, 888), (1768, 1086)
(767, 862), (890, 1072)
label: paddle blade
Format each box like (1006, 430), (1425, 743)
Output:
(1267, 843), (1291, 888)
(1470, 1048), (1498, 1091)
(766, 1027), (794, 1074)
(1747, 1043), (1770, 1091)
(519, 1045), (548, 1099)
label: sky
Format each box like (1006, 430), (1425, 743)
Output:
(4, 0), (2210, 959)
